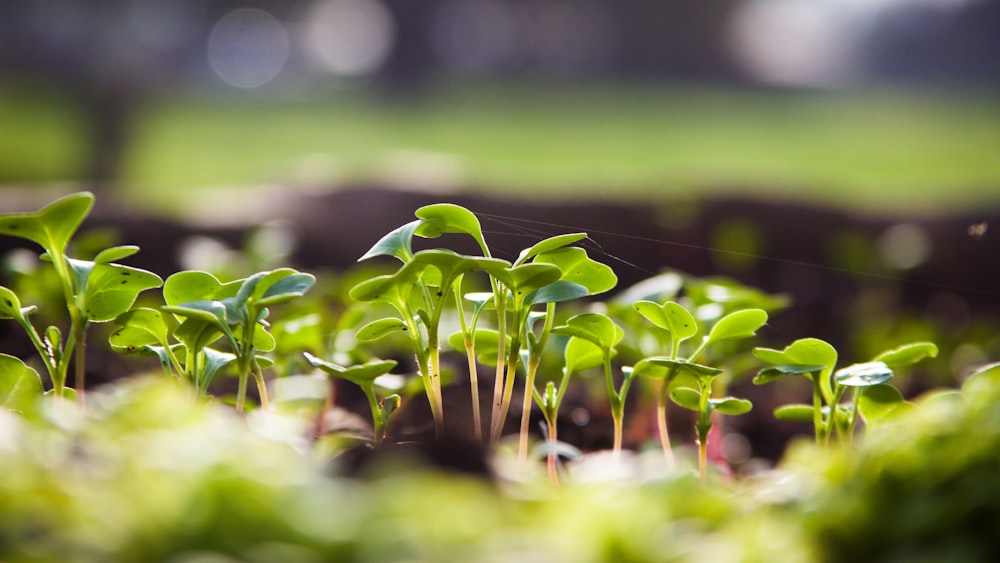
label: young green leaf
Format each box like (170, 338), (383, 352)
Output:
(0, 191), (94, 254)
(633, 300), (699, 343)
(356, 318), (408, 341)
(304, 352), (397, 387)
(753, 338), (838, 370)
(534, 247), (617, 295)
(752, 364), (826, 385)
(705, 308), (767, 345)
(110, 308), (172, 352)
(493, 263), (563, 295)
(514, 233), (587, 266)
(774, 404), (815, 423)
(835, 361), (893, 387)
(551, 313), (623, 354)
(873, 342), (938, 369)
(163, 271), (239, 306)
(81, 263), (163, 322)
(414, 204), (487, 253)
(641, 357), (724, 380)
(527, 281), (588, 305)
(711, 397), (752, 415)
(0, 353), (43, 413)
(564, 336), (603, 374)
(253, 270), (316, 308)
(670, 387), (701, 411)
(359, 220), (421, 262)
(93, 245), (140, 264)
(0, 286), (35, 321)
(857, 383), (907, 422)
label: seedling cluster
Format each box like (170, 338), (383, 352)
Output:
(0, 192), (946, 484)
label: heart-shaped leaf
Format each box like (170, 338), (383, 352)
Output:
(873, 341), (938, 369)
(493, 263), (563, 295)
(711, 397), (752, 415)
(0, 191), (93, 254)
(198, 347), (237, 389)
(357, 318), (408, 341)
(359, 220), (421, 262)
(835, 361), (893, 387)
(349, 260), (426, 304)
(670, 387), (701, 411)
(633, 300), (699, 344)
(535, 247), (617, 295)
(774, 404), (814, 422)
(514, 233), (587, 266)
(858, 383), (907, 422)
(0, 353), (43, 413)
(81, 263), (162, 322)
(706, 308), (767, 345)
(551, 313), (623, 354)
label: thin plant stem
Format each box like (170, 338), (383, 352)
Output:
(698, 439), (708, 485)
(656, 378), (675, 468)
(489, 292), (508, 443)
(547, 419), (559, 484)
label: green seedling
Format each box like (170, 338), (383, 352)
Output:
(353, 204), (506, 439)
(635, 302), (764, 481)
(532, 335), (603, 482)
(112, 269), (314, 409)
(0, 192), (162, 403)
(552, 312), (633, 457)
(754, 339), (937, 444)
(303, 353), (400, 447)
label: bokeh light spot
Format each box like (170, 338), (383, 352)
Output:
(207, 8), (290, 88)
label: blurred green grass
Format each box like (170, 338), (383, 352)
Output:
(4, 81), (1000, 213)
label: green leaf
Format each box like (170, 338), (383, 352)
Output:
(534, 247), (617, 295)
(633, 300), (699, 343)
(173, 317), (223, 353)
(670, 387), (701, 411)
(348, 260), (426, 304)
(110, 308), (172, 352)
(873, 341), (938, 369)
(253, 270), (316, 308)
(706, 308), (767, 345)
(493, 263), (563, 294)
(835, 361), (893, 387)
(527, 281), (588, 305)
(514, 233), (587, 266)
(753, 338), (838, 370)
(199, 348), (237, 389)
(0, 353), (43, 413)
(304, 352), (397, 387)
(641, 357), (724, 380)
(356, 318), (408, 341)
(564, 336), (603, 374)
(551, 313), (623, 354)
(81, 263), (163, 322)
(163, 300), (231, 328)
(0, 191), (93, 254)
(752, 364), (826, 385)
(93, 245), (139, 264)
(711, 397), (752, 415)
(359, 220), (421, 262)
(858, 383), (906, 422)
(774, 404), (815, 422)
(414, 204), (487, 254)
(0, 286), (34, 321)
(163, 271), (239, 306)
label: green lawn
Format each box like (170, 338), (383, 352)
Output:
(4, 81), (1000, 213)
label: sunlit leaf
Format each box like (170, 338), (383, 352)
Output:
(414, 203), (487, 254)
(774, 404), (814, 422)
(634, 300), (698, 343)
(0, 191), (93, 254)
(81, 263), (162, 322)
(711, 397), (752, 415)
(706, 308), (767, 345)
(304, 352), (397, 387)
(670, 387), (701, 411)
(93, 245), (139, 264)
(359, 220), (421, 262)
(0, 353), (43, 413)
(515, 233), (587, 266)
(551, 312), (623, 353)
(535, 247), (617, 295)
(356, 318), (408, 341)
(752, 364), (826, 385)
(858, 383), (907, 422)
(873, 341), (938, 369)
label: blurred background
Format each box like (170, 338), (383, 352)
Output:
(1, 0), (999, 214)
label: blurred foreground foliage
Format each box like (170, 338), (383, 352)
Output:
(1, 369), (999, 562)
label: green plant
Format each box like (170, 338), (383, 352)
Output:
(753, 339), (938, 444)
(303, 353), (400, 447)
(633, 302), (765, 481)
(111, 269), (315, 408)
(0, 192), (162, 403)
